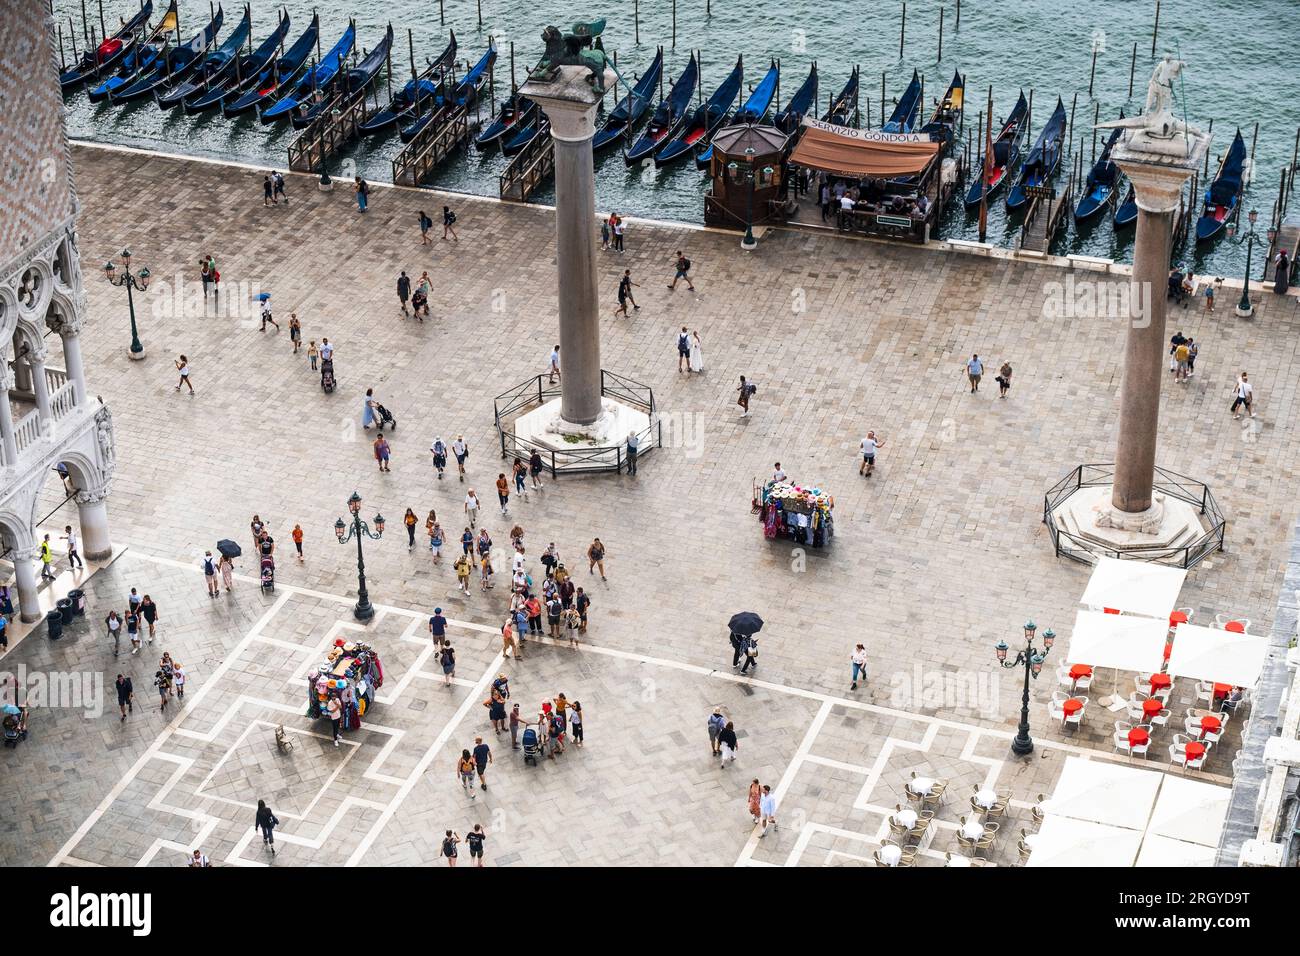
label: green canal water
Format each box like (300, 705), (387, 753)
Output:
(57, 0), (1300, 276)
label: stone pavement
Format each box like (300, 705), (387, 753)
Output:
(3, 143), (1295, 865)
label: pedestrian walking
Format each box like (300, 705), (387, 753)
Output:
(188, 850), (211, 868)
(218, 552), (235, 591)
(851, 643), (869, 690)
(748, 779), (763, 824)
(320, 338), (334, 363)
(431, 437), (448, 479)
(859, 431), (884, 477)
(690, 329), (704, 373)
(488, 686), (508, 733)
(575, 587), (591, 633)
(479, 553), (495, 592)
(404, 508), (418, 549)
(428, 607), (448, 648)
(140, 594), (159, 643)
(741, 637), (759, 674)
(541, 542), (559, 579)
(600, 217), (610, 250)
(729, 631), (749, 668)
(464, 489), (481, 529)
(291, 523), (303, 560)
(495, 472), (511, 516)
(569, 701), (584, 748)
(965, 354), (983, 393)
(612, 214), (625, 252)
(1231, 372), (1255, 419)
(452, 435), (469, 480)
(106, 610), (122, 656)
(202, 550), (219, 597)
(430, 519), (445, 562)
(254, 800), (279, 855)
(759, 785), (778, 836)
(441, 830), (461, 865)
(174, 355), (194, 394)
(1204, 281), (1216, 311)
(466, 824), (486, 866)
(737, 375), (754, 417)
(587, 538), (606, 580)
(260, 298), (279, 332)
(1186, 338), (1198, 377)
(472, 736), (492, 790)
(440, 644), (456, 685)
(263, 174), (275, 206)
(500, 617), (520, 659)
(1174, 339), (1191, 383)
(442, 205), (458, 241)
(172, 661), (186, 700)
(667, 250), (695, 291)
(457, 750), (477, 799)
(355, 176), (370, 212)
(677, 326), (692, 372)
(116, 674), (134, 721)
(454, 552), (472, 593)
(417, 210), (433, 244)
(38, 533), (55, 580)
(708, 707), (727, 756)
(547, 593), (563, 638)
(718, 721), (739, 768)
(288, 313), (301, 353)
(625, 432), (639, 475)
(397, 271), (411, 315)
(548, 345), (561, 383)
(529, 449), (545, 490)
(61, 524), (84, 570)
(509, 703), (524, 749)
(308, 340), (319, 370)
(995, 361), (1013, 398)
(460, 526), (475, 556)
(272, 170), (287, 204)
(512, 459), (529, 501)
(373, 435), (392, 472)
(154, 668), (170, 712)
(614, 269), (639, 317)
(327, 694), (342, 745)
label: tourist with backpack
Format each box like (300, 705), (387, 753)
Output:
(737, 375), (755, 418)
(417, 210), (433, 244)
(668, 250), (695, 291)
(707, 707), (727, 757)
(202, 550), (219, 597)
(355, 176), (370, 212)
(254, 800), (279, 855)
(442, 206), (458, 241)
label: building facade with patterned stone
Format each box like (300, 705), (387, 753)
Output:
(1, 0), (115, 622)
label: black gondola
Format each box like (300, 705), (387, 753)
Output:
(592, 47), (665, 152)
(109, 5), (224, 104)
(87, 1), (179, 102)
(359, 31), (457, 136)
(882, 69), (922, 133)
(221, 13), (319, 117)
(773, 63), (818, 135)
(475, 91), (538, 149)
(1195, 129), (1247, 243)
(1113, 184), (1138, 228)
(290, 24), (394, 129)
(963, 91), (1027, 208)
(821, 66), (858, 127)
(624, 52), (698, 165)
(919, 69), (964, 147)
(182, 9), (292, 114)
(1074, 113), (1125, 222)
(60, 0), (155, 90)
(1006, 96), (1066, 211)
(695, 59), (779, 169)
(655, 54), (743, 168)
(156, 5), (252, 110)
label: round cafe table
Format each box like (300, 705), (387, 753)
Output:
(879, 843), (903, 866)
(946, 854), (972, 868)
(1184, 741), (1207, 763)
(1200, 715), (1222, 735)
(1062, 698), (1083, 717)
(1069, 664), (1092, 680)
(1127, 727), (1150, 747)
(894, 808), (918, 830)
(960, 819), (985, 840)
(1149, 673), (1172, 696)
(908, 776), (935, 796)
(1142, 698), (1164, 719)
(974, 788), (998, 809)
(1212, 682), (1233, 705)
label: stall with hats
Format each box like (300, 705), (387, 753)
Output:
(754, 478), (835, 548)
(305, 638), (385, 732)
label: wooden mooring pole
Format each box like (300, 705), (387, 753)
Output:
(1152, 0), (1161, 55)
(1128, 42), (1137, 99)
(899, 3), (906, 59)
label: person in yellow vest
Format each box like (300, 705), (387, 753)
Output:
(39, 534), (56, 580)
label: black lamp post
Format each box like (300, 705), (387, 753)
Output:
(994, 621), (1055, 756)
(335, 491), (385, 621)
(103, 248), (150, 360)
(1224, 208), (1276, 318)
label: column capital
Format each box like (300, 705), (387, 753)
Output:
(26, 344), (50, 366)
(75, 483), (111, 505)
(521, 64), (615, 143)
(0, 361), (11, 391)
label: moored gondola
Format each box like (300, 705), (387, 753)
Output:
(475, 92), (538, 149)
(221, 12), (319, 117)
(109, 4), (224, 104)
(1006, 96), (1066, 211)
(183, 10), (291, 114)
(1113, 184), (1138, 228)
(773, 63), (817, 136)
(592, 47), (665, 152)
(654, 53), (743, 168)
(60, 0), (155, 90)
(882, 69), (922, 133)
(696, 59), (779, 169)
(624, 52), (698, 165)
(87, 2), (180, 102)
(258, 20), (356, 123)
(1194, 129), (1247, 243)
(358, 31), (457, 136)
(156, 4), (252, 110)
(963, 90), (1027, 208)
(1074, 112), (1125, 222)
(290, 24), (394, 129)
(919, 69), (964, 147)
(821, 66), (858, 126)
(397, 40), (496, 143)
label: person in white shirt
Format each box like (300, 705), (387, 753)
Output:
(61, 524), (83, 569)
(772, 462), (787, 482)
(759, 785), (778, 837)
(464, 490), (481, 528)
(859, 431), (885, 477)
(511, 551), (526, 574)
(1231, 372), (1254, 419)
(851, 643), (869, 690)
(548, 346), (562, 384)
(451, 436), (469, 481)
(320, 338), (334, 361)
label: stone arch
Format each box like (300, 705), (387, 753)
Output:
(0, 284), (16, 343)
(16, 257), (53, 321)
(11, 316), (44, 357)
(45, 287), (80, 337)
(0, 510), (34, 554)
(52, 233), (80, 292)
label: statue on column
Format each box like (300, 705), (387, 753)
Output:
(94, 404), (117, 474)
(1095, 57), (1200, 154)
(530, 20), (609, 93)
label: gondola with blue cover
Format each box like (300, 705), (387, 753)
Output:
(258, 20), (356, 123)
(60, 0), (155, 90)
(87, 2), (181, 102)
(1006, 96), (1066, 211)
(1074, 111), (1125, 222)
(1113, 184), (1138, 228)
(654, 54), (743, 168)
(624, 52), (698, 165)
(695, 59), (779, 169)
(108, 5), (224, 104)
(397, 40), (496, 143)
(221, 13), (318, 117)
(773, 63), (817, 136)
(475, 92), (538, 149)
(882, 69), (923, 133)
(502, 115), (548, 156)
(359, 31), (457, 136)
(183, 10), (292, 114)
(963, 91), (1027, 208)
(592, 47), (665, 152)
(156, 4), (251, 110)
(290, 24), (394, 129)
(1195, 129), (1247, 243)
(822, 66), (859, 126)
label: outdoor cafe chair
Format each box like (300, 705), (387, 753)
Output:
(874, 840), (917, 867)
(1137, 672), (1174, 703)
(970, 787), (1010, 819)
(1114, 721), (1151, 759)
(1214, 614), (1251, 633)
(955, 816), (998, 857)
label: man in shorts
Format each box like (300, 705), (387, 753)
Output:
(965, 354), (983, 393)
(451, 435), (468, 481)
(677, 326), (691, 372)
(465, 824), (487, 867)
(1231, 372), (1255, 419)
(472, 736), (492, 791)
(859, 431), (885, 477)
(667, 250), (695, 291)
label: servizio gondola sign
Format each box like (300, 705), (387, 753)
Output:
(800, 117), (932, 143)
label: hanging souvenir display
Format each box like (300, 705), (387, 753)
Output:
(305, 638), (385, 734)
(757, 479), (835, 548)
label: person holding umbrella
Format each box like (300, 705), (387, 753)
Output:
(216, 540), (242, 593)
(727, 612), (764, 669)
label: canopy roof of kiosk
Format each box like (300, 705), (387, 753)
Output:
(790, 118), (940, 178)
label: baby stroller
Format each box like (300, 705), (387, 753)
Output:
(320, 358), (336, 393)
(374, 403), (397, 431)
(3, 709), (28, 748)
(260, 555), (276, 593)
(521, 726), (543, 765)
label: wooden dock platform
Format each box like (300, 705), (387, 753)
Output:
(1019, 179), (1075, 254)
(498, 131), (554, 203)
(286, 89), (372, 174)
(390, 104), (472, 187)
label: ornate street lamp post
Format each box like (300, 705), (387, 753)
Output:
(994, 621), (1055, 756)
(335, 491), (385, 621)
(1224, 208), (1276, 318)
(103, 248), (150, 360)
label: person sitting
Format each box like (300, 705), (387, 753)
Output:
(916, 194), (931, 217)
(1221, 687), (1245, 714)
(1167, 269), (1186, 303)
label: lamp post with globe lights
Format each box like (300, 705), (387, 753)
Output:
(1224, 208), (1275, 318)
(335, 491), (385, 621)
(103, 248), (150, 359)
(995, 621), (1055, 756)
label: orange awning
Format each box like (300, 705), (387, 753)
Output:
(790, 120), (940, 178)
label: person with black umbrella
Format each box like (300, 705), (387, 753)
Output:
(727, 612), (764, 670)
(215, 539), (242, 593)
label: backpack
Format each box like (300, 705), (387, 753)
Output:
(203, 557), (215, 575)
(747, 382), (757, 396)
(681, 257), (691, 272)
(447, 211), (457, 224)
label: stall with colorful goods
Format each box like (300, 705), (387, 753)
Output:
(305, 639), (385, 732)
(755, 480), (835, 548)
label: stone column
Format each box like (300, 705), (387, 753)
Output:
(11, 547), (42, 623)
(0, 360), (18, 464)
(28, 345), (52, 424)
(62, 330), (87, 405)
(76, 488), (112, 561)
(520, 66), (614, 427)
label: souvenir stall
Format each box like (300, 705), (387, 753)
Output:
(305, 638), (385, 732)
(755, 479), (835, 548)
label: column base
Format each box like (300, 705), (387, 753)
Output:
(128, 347), (147, 361)
(512, 397), (651, 474)
(1234, 303), (1255, 318)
